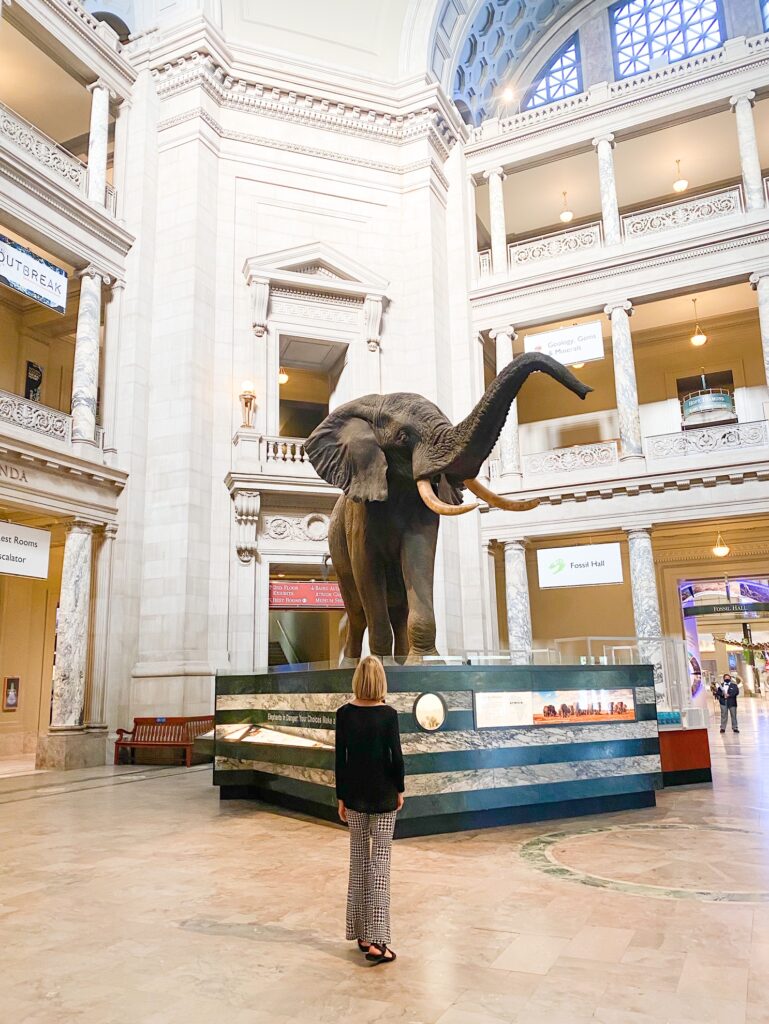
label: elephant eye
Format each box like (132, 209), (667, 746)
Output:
(396, 430), (410, 445)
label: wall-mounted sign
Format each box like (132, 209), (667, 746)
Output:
(25, 361), (43, 402)
(0, 524), (51, 579)
(2, 677), (19, 712)
(684, 603), (769, 617)
(537, 542), (623, 589)
(0, 235), (68, 314)
(533, 689), (635, 724)
(523, 319), (604, 366)
(269, 580), (344, 609)
(474, 691), (533, 729)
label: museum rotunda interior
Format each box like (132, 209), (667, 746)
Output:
(2, 0), (769, 1019)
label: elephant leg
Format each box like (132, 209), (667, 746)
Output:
(400, 519), (439, 662)
(348, 504), (393, 658)
(387, 566), (409, 664)
(329, 498), (365, 663)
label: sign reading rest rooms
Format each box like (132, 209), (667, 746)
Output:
(0, 524), (51, 580)
(537, 542), (623, 589)
(269, 580), (344, 609)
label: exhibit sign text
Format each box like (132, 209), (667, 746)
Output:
(0, 524), (51, 579)
(474, 691), (534, 729)
(269, 580), (345, 609)
(537, 542), (623, 589)
(523, 320), (604, 366)
(0, 235), (68, 314)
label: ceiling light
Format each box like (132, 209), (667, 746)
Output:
(571, 362), (585, 369)
(689, 297), (707, 347)
(502, 86), (514, 103)
(673, 159), (688, 193)
(278, 367), (289, 384)
(712, 532), (730, 558)
(559, 191), (574, 224)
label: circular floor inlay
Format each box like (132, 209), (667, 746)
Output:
(520, 823), (769, 902)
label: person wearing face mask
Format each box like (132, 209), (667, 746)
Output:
(716, 673), (740, 734)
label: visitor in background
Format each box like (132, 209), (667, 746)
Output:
(335, 656), (405, 965)
(717, 673), (740, 734)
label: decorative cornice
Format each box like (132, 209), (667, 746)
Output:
(150, 51), (459, 158)
(654, 542), (769, 563)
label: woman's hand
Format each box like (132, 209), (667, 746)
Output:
(337, 800), (347, 823)
(396, 792), (405, 812)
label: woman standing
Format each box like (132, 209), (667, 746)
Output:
(335, 656), (405, 965)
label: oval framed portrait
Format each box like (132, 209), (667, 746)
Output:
(413, 692), (447, 732)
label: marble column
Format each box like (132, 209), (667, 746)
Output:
(71, 267), (108, 445)
(490, 325), (522, 478)
(51, 522), (94, 729)
(592, 133), (621, 245)
(730, 92), (765, 212)
(605, 300), (643, 459)
(483, 167), (508, 276)
(86, 524), (117, 730)
(482, 539), (500, 653)
(626, 527), (665, 699)
(503, 539), (532, 665)
(86, 81), (111, 206)
(750, 270), (769, 386)
(101, 279), (124, 465)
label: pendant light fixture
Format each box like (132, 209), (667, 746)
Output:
(712, 532), (730, 558)
(278, 366), (290, 384)
(502, 86), (514, 103)
(689, 297), (707, 347)
(673, 159), (688, 194)
(559, 191), (574, 224)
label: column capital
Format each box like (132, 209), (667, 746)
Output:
(483, 166), (506, 182)
(102, 522), (119, 540)
(604, 299), (633, 318)
(78, 264), (111, 286)
(67, 519), (96, 536)
(624, 525), (654, 540)
(729, 90), (755, 110)
(489, 325), (517, 342)
(750, 270), (769, 289)
(87, 79), (117, 101)
(502, 538), (527, 552)
(592, 132), (615, 149)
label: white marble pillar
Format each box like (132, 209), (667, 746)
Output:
(605, 300), (643, 459)
(490, 325), (522, 478)
(101, 279), (124, 465)
(730, 92), (765, 212)
(482, 539), (500, 653)
(592, 133), (621, 245)
(750, 270), (769, 387)
(86, 523), (117, 730)
(626, 527), (665, 699)
(483, 167), (508, 276)
(51, 522), (94, 729)
(72, 267), (108, 445)
(86, 81), (111, 206)
(503, 539), (532, 665)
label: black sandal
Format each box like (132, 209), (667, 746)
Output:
(365, 943), (397, 964)
(357, 940), (371, 953)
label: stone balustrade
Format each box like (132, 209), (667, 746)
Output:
(646, 420), (769, 459)
(524, 440), (619, 476)
(262, 435), (311, 466)
(477, 249), (492, 278)
(508, 222), (602, 268)
(621, 185), (743, 240)
(0, 389), (72, 443)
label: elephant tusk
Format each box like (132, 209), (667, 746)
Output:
(464, 477), (540, 512)
(417, 479), (479, 516)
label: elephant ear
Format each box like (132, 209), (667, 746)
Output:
(436, 475), (464, 506)
(305, 415), (388, 503)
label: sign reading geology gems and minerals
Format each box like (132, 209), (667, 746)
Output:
(523, 320), (604, 366)
(536, 542), (623, 589)
(0, 523), (51, 579)
(0, 235), (68, 314)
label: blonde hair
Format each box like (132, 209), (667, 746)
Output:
(352, 656), (387, 702)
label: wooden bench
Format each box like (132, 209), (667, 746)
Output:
(114, 716), (214, 767)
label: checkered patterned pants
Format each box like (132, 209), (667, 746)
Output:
(345, 809), (397, 946)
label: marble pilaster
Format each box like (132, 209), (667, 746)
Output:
(503, 539), (532, 665)
(482, 539), (500, 653)
(483, 167), (508, 276)
(749, 270), (769, 387)
(592, 133), (621, 245)
(86, 81), (111, 206)
(626, 527), (664, 698)
(101, 279), (124, 464)
(605, 300), (642, 459)
(50, 522), (95, 729)
(730, 92), (765, 212)
(86, 524), (117, 731)
(71, 267), (107, 444)
(490, 325), (521, 477)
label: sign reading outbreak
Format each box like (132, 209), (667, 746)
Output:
(537, 542), (623, 589)
(0, 524), (51, 579)
(0, 235), (68, 314)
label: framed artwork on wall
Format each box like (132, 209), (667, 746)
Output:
(2, 677), (19, 712)
(24, 361), (43, 402)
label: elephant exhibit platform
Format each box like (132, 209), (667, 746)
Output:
(213, 663), (662, 838)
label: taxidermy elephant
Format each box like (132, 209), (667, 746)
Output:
(306, 352), (591, 663)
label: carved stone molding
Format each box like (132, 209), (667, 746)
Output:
(364, 294), (384, 351)
(232, 490), (260, 564)
(509, 223), (602, 266)
(0, 389), (71, 443)
(647, 421), (769, 459)
(263, 513), (330, 544)
(622, 186), (743, 239)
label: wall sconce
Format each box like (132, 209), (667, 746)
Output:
(559, 191), (574, 223)
(278, 366), (290, 385)
(712, 532), (730, 558)
(672, 159), (688, 194)
(689, 297), (707, 347)
(239, 380), (256, 428)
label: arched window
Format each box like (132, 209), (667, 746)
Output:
(762, 0), (769, 31)
(522, 35), (583, 110)
(610, 0), (725, 79)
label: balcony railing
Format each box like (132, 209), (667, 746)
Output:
(0, 100), (116, 211)
(646, 420), (769, 459)
(508, 222), (602, 269)
(478, 249), (492, 278)
(262, 435), (311, 466)
(524, 440), (619, 476)
(621, 185), (743, 240)
(0, 389), (105, 449)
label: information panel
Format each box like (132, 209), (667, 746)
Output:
(537, 542), (623, 589)
(474, 691), (533, 729)
(269, 580), (344, 609)
(0, 524), (51, 579)
(474, 688), (636, 729)
(523, 320), (604, 366)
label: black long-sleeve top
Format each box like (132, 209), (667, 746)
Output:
(335, 703), (405, 814)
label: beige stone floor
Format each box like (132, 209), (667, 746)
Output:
(2, 701), (769, 1024)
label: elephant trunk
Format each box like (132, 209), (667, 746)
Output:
(440, 352), (591, 481)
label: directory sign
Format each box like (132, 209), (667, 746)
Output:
(0, 524), (51, 579)
(537, 543), (623, 589)
(523, 320), (603, 366)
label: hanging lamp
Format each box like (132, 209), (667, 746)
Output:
(712, 532), (730, 558)
(559, 191), (574, 224)
(278, 366), (290, 384)
(689, 298), (707, 347)
(673, 159), (688, 193)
